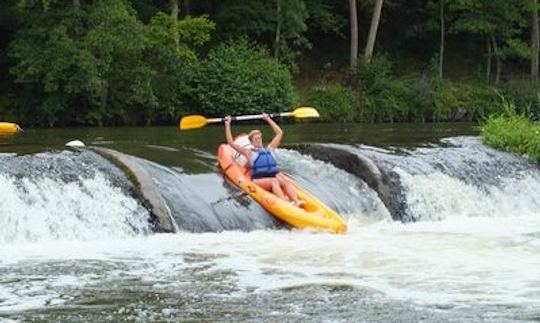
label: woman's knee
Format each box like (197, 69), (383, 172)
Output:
(272, 179), (282, 189)
(280, 178), (291, 187)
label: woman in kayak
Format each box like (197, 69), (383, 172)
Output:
(224, 113), (303, 206)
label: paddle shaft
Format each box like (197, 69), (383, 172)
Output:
(179, 107), (318, 130)
(208, 112), (292, 124)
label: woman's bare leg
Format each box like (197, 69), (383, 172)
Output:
(279, 177), (298, 202)
(253, 178), (286, 200)
(271, 178), (286, 199)
(277, 176), (304, 206)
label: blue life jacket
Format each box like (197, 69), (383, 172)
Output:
(251, 148), (279, 179)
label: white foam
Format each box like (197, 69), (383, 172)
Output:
(0, 215), (539, 313)
(397, 168), (540, 221)
(0, 173), (150, 244)
(1, 144), (540, 314)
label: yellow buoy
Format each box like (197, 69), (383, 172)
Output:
(0, 122), (22, 136)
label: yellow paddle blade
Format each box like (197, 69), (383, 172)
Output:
(0, 122), (22, 135)
(291, 107), (320, 119)
(179, 115), (209, 130)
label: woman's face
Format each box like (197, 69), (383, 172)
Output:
(250, 133), (263, 147)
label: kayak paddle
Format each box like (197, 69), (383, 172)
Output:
(179, 107), (320, 130)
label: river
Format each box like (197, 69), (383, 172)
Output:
(1, 123), (539, 322)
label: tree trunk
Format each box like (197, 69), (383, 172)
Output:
(274, 0), (282, 58)
(364, 0), (384, 62)
(439, 0), (445, 79)
(170, 0), (179, 20)
(492, 36), (501, 85)
(486, 38), (492, 83)
(73, 0), (80, 8)
(349, 0), (358, 70)
(170, 0), (180, 47)
(532, 0), (539, 82)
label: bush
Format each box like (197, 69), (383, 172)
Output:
(433, 81), (500, 121)
(352, 55), (523, 123)
(358, 78), (427, 122)
(355, 55), (393, 89)
(354, 55), (433, 122)
(192, 38), (295, 117)
(482, 101), (540, 163)
(305, 84), (356, 122)
(498, 81), (540, 119)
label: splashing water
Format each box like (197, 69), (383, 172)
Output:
(0, 173), (150, 244)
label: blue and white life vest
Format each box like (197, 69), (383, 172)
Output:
(250, 147), (279, 179)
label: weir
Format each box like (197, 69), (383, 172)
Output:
(291, 137), (540, 222)
(88, 146), (177, 233)
(0, 151), (151, 244)
(1, 135), (540, 241)
(290, 143), (405, 221)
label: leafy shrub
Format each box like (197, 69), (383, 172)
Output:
(433, 81), (500, 121)
(355, 55), (433, 122)
(192, 38), (295, 117)
(498, 81), (540, 119)
(355, 55), (393, 89)
(359, 78), (427, 122)
(482, 101), (540, 163)
(353, 54), (521, 123)
(305, 84), (356, 122)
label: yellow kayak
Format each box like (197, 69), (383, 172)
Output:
(218, 136), (347, 233)
(0, 122), (22, 136)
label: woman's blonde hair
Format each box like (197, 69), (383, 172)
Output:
(248, 129), (262, 141)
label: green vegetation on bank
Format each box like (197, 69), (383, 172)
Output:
(482, 105), (540, 163)
(1, 1), (540, 127)
(304, 56), (540, 123)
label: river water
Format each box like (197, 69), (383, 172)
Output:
(1, 123), (540, 322)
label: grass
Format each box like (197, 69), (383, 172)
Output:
(481, 101), (540, 163)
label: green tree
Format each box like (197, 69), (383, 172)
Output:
(8, 0), (213, 126)
(192, 38), (295, 117)
(9, 2), (102, 125)
(145, 12), (214, 122)
(365, 0), (384, 62)
(214, 0), (313, 69)
(450, 0), (530, 84)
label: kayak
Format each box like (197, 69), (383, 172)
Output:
(0, 122), (22, 136)
(217, 136), (347, 233)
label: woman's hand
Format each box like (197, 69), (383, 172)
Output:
(224, 115), (232, 125)
(264, 112), (282, 150)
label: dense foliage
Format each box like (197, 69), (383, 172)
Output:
(1, 0), (540, 126)
(191, 39), (295, 117)
(306, 84), (356, 122)
(482, 104), (540, 163)
(2, 0), (216, 126)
